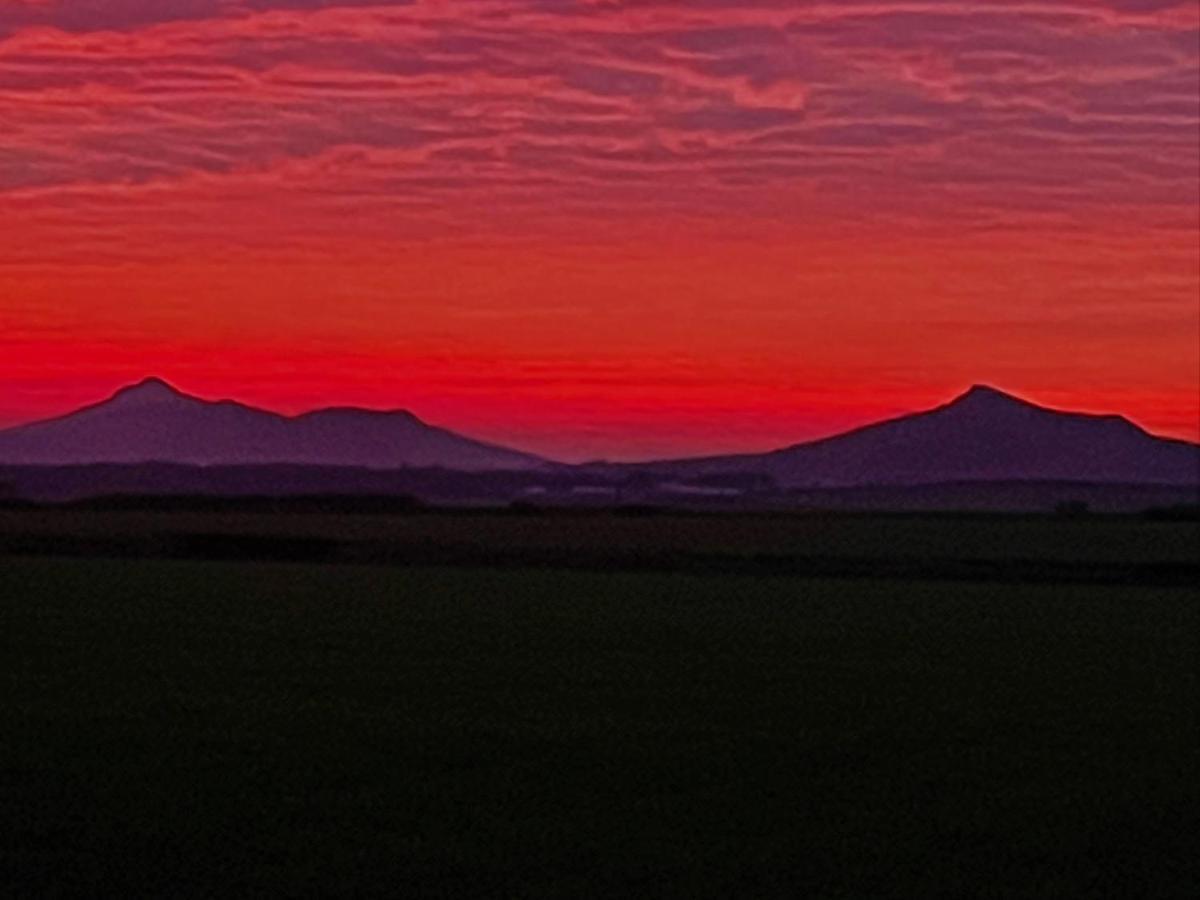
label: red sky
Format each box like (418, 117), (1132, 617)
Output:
(1, 0), (1197, 461)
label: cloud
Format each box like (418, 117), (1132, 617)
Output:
(0, 0), (1195, 282)
(0, 1), (1192, 228)
(0, 1), (1195, 448)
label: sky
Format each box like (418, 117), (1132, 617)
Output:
(1, 0), (1197, 461)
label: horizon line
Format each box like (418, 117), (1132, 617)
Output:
(0, 375), (1196, 466)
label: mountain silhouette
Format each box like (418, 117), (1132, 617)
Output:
(0, 378), (545, 470)
(639, 385), (1199, 487)
(0, 380), (1195, 486)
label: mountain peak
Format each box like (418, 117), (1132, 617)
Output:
(109, 377), (194, 406)
(944, 384), (1040, 413)
(958, 384), (1018, 402)
(0, 376), (544, 469)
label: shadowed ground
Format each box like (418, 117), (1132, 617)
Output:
(1, 508), (1198, 584)
(2, 555), (1196, 898)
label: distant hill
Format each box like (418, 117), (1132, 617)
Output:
(1, 381), (1195, 496)
(632, 385), (1200, 487)
(0, 378), (545, 471)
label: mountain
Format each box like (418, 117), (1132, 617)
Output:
(1, 380), (1195, 490)
(0, 378), (546, 471)
(636, 385), (1200, 488)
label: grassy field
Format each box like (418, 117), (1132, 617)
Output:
(2, 555), (1197, 898)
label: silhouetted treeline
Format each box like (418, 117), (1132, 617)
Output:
(64, 494), (426, 515)
(1144, 504), (1200, 521)
(1, 462), (1197, 513)
(2, 527), (1195, 587)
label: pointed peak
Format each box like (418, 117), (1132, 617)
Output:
(948, 384), (1032, 408)
(109, 377), (194, 405)
(962, 383), (1012, 399)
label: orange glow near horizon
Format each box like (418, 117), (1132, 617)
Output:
(1, 1), (1197, 460)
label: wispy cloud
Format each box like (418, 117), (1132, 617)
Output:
(1, 0), (1196, 454)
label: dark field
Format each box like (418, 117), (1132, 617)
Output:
(2, 507), (1198, 583)
(2, 514), (1198, 897)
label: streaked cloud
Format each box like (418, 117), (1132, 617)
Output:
(0, 0), (1196, 455)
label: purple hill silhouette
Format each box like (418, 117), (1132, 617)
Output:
(0, 378), (546, 470)
(0, 381), (1196, 488)
(641, 385), (1200, 487)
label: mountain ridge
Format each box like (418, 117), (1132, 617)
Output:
(0, 378), (545, 471)
(63, 377), (430, 425)
(626, 384), (1198, 487)
(0, 379), (1195, 486)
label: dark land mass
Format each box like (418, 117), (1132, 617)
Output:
(1, 463), (1197, 513)
(2, 377), (1197, 897)
(2, 532), (1197, 898)
(1, 383), (1196, 510)
(0, 505), (1198, 587)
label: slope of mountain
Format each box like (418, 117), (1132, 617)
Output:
(639, 386), (1200, 487)
(0, 378), (545, 470)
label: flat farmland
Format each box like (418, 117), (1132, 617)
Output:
(2, 535), (1197, 897)
(0, 509), (1197, 583)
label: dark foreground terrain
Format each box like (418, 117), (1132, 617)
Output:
(2, 511), (1198, 898)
